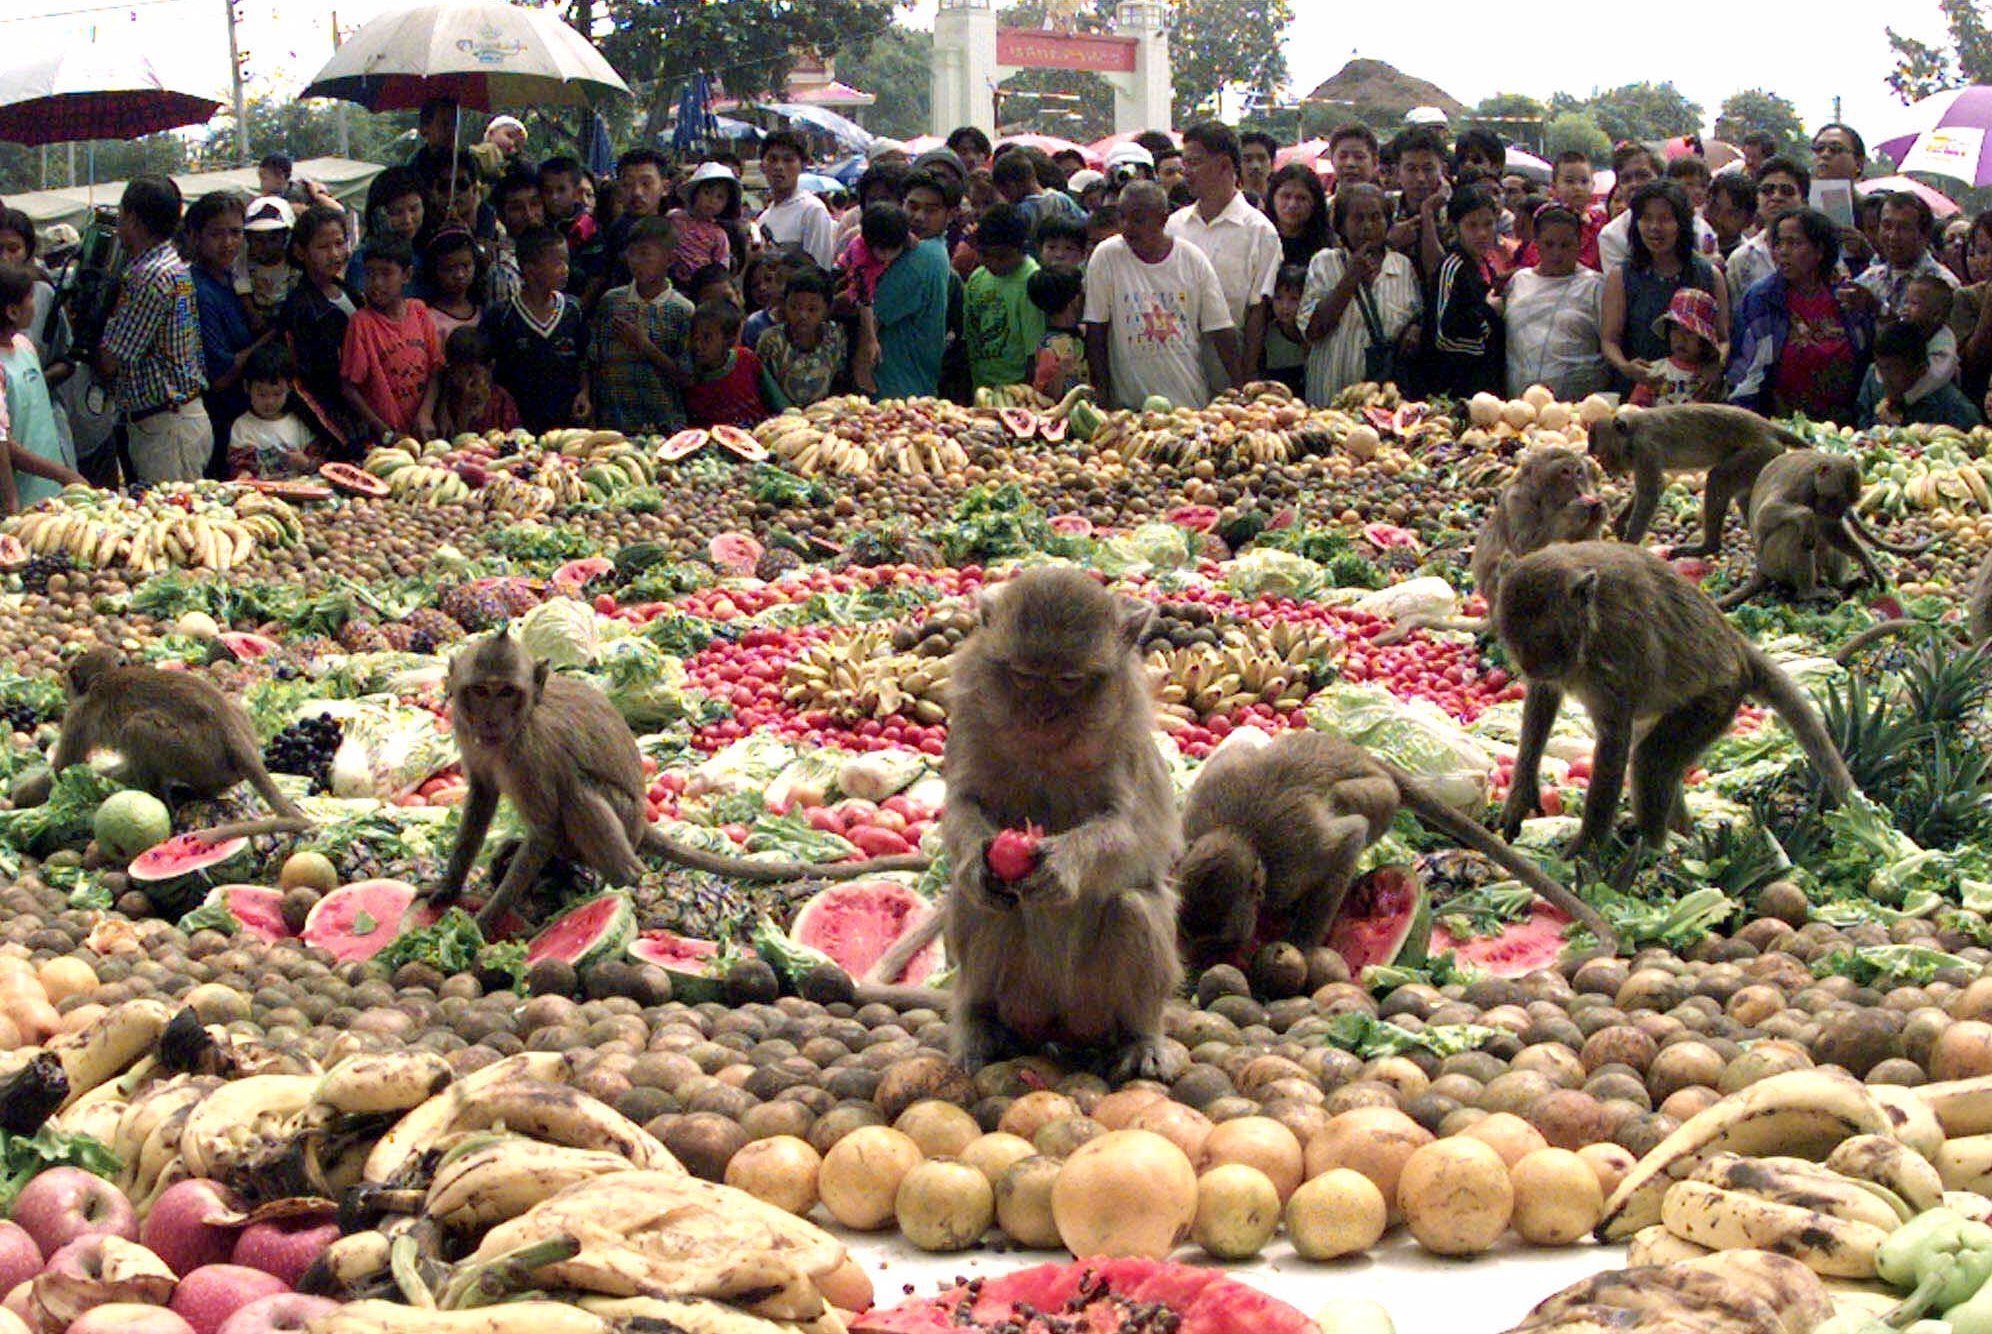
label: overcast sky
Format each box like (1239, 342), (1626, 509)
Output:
(0, 0), (1946, 150)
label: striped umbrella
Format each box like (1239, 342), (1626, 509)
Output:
(1876, 86), (1992, 187)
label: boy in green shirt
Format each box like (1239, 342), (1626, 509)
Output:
(963, 204), (1045, 391)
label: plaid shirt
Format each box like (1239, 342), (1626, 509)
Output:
(587, 282), (693, 435)
(102, 241), (207, 414)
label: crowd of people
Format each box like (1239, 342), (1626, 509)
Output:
(0, 99), (1983, 507)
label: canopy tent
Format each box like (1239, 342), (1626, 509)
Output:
(10, 157), (384, 237)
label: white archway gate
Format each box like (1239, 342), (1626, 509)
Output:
(931, 0), (1171, 138)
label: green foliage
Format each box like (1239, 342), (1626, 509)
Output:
(1564, 82), (1703, 145)
(1544, 113), (1612, 164)
(835, 28), (934, 142)
(1169, 0), (1294, 124)
(1714, 90), (1806, 154)
(1889, 0), (1992, 103)
(1472, 93), (1549, 123)
(376, 908), (527, 988)
(0, 1128), (120, 1214)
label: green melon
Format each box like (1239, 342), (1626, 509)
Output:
(93, 790), (172, 862)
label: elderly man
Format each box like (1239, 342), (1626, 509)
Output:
(1167, 120), (1281, 387)
(1083, 181), (1241, 410)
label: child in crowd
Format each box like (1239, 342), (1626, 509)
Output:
(341, 233), (444, 442)
(686, 264), (739, 308)
(590, 215), (693, 435)
(1026, 264), (1088, 401)
(1900, 272), (1962, 402)
(349, 168), (427, 295)
(669, 163), (740, 287)
(1862, 320), (1983, 428)
(0, 263), (85, 513)
(243, 197), (296, 327)
(683, 299), (767, 429)
(741, 253), (790, 351)
(538, 157), (603, 295)
(1666, 155), (1712, 212)
(1417, 185), (1505, 398)
(228, 342), (316, 478)
(757, 267), (847, 411)
(1631, 288), (1725, 406)
(1262, 263), (1309, 395)
(436, 326), (522, 437)
(490, 170), (545, 306)
(1086, 205), (1121, 258)
(1035, 214), (1087, 270)
(963, 204), (1044, 391)
(424, 230), (484, 342)
(481, 227), (589, 432)
(279, 204), (360, 452)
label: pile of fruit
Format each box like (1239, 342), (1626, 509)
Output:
(2, 486), (305, 575)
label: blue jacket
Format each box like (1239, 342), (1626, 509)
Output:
(1725, 272), (1873, 414)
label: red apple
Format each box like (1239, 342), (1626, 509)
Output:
(228, 1220), (337, 1289)
(32, 1235), (175, 1331)
(67, 1305), (196, 1334)
(141, 1181), (247, 1278)
(11, 1168), (137, 1256)
(168, 1265), (286, 1334)
(215, 1294), (338, 1334)
(0, 1224), (39, 1298)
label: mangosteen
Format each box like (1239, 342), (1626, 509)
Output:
(526, 959), (580, 998)
(1249, 942), (1310, 1000)
(661, 1111), (748, 1180)
(1195, 965), (1250, 1008)
(798, 962), (857, 1007)
(724, 959), (781, 1006)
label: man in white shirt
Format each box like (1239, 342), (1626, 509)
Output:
(756, 130), (838, 270)
(1596, 146), (1718, 272)
(1084, 182), (1242, 410)
(1167, 120), (1282, 385)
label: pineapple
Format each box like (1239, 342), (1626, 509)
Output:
(379, 623), (417, 652)
(437, 583), (508, 633)
(755, 547), (803, 582)
(494, 580), (543, 617)
(404, 607), (464, 645)
(337, 619), (389, 653)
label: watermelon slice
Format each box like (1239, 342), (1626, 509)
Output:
(1325, 866), (1429, 971)
(218, 632), (280, 662)
(711, 424), (770, 462)
(301, 879), (419, 963)
(626, 930), (726, 1002)
(526, 892), (635, 968)
(1361, 522), (1423, 552)
(0, 534), (24, 569)
(1166, 505), (1220, 532)
(660, 429), (710, 462)
(998, 408), (1038, 440)
(319, 462), (390, 498)
(129, 832), (250, 884)
(236, 479), (333, 502)
(853, 1259), (1318, 1334)
(552, 557), (614, 594)
(790, 880), (942, 985)
(1048, 514), (1094, 538)
(709, 532), (764, 577)
(1431, 900), (1572, 978)
(197, 885), (292, 943)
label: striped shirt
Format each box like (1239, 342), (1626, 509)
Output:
(102, 241), (207, 415)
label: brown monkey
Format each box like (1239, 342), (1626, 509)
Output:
(1374, 447), (1609, 644)
(937, 566), (1183, 1081)
(1495, 542), (1855, 888)
(430, 631), (928, 932)
(1719, 451), (1931, 609)
(1175, 731), (1619, 969)
(39, 649), (309, 836)
(1588, 404), (1796, 555)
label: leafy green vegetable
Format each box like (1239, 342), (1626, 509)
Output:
(1360, 952), (1475, 992)
(175, 897), (238, 936)
(139, 634), (215, 666)
(639, 612), (721, 659)
(1812, 944), (1977, 987)
(931, 484), (1084, 566)
(621, 563), (716, 602)
(1432, 883), (1534, 941)
(491, 524), (594, 564)
(745, 811), (860, 863)
(1324, 1011), (1497, 1059)
(698, 790), (770, 828)
(0, 672), (64, 725)
(375, 907), (527, 986)
(750, 465), (830, 508)
(0, 1126), (120, 1212)
(750, 914), (837, 989)
(0, 768), (122, 856)
(1253, 524), (1356, 564)
(1571, 887), (1737, 953)
(1324, 550), (1388, 591)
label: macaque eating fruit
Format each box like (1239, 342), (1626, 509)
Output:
(1719, 450), (1930, 610)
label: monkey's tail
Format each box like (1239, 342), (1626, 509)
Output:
(860, 910), (944, 987)
(636, 826), (931, 883)
(1832, 618), (1947, 665)
(182, 816), (314, 845)
(1387, 762), (1622, 956)
(1745, 650), (1857, 807)
(1845, 513), (1934, 558)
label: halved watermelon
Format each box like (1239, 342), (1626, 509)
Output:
(129, 833), (250, 884)
(711, 425), (770, 462)
(196, 885), (292, 943)
(1325, 865), (1429, 971)
(526, 892), (635, 968)
(998, 408), (1038, 440)
(218, 632), (280, 662)
(627, 930), (725, 1002)
(660, 429), (710, 462)
(1048, 514), (1094, 538)
(551, 557), (614, 593)
(301, 879), (418, 963)
(709, 531), (764, 577)
(1361, 521), (1423, 552)
(853, 1259), (1317, 1334)
(319, 462), (390, 498)
(1430, 900), (1571, 978)
(791, 880), (942, 985)
(1166, 505), (1220, 533)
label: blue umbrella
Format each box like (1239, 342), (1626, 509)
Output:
(824, 153), (867, 186)
(673, 74), (717, 155)
(797, 172), (846, 196)
(583, 109), (614, 178)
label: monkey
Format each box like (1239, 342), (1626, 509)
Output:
(428, 630), (930, 932)
(1718, 451), (1933, 610)
(1173, 730), (1620, 969)
(1494, 542), (1856, 890)
(1373, 447), (1609, 645)
(35, 649), (310, 838)
(1587, 404), (1798, 556)
(1831, 543), (1992, 665)
(934, 566), (1183, 1082)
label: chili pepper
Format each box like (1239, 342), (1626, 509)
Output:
(1876, 1207), (1992, 1322)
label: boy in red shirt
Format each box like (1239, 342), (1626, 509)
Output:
(340, 233), (442, 441)
(682, 299), (768, 430)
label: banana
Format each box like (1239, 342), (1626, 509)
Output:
(1689, 1153), (1906, 1232)
(1599, 1069), (1893, 1239)
(424, 1137), (630, 1232)
(50, 998), (175, 1107)
(363, 1051), (576, 1185)
(1872, 1083), (1947, 1160)
(309, 1300), (610, 1334)
(1671, 1251), (1836, 1334)
(1626, 1224), (1711, 1266)
(132, 1085), (212, 1203)
(178, 1073), (321, 1180)
(1913, 1072), (1992, 1137)
(1935, 1131), (1992, 1193)
(1825, 1134), (1946, 1214)
(316, 1051), (454, 1117)
(1660, 1178), (1888, 1277)
(316, 1230), (393, 1292)
(56, 1093), (127, 1148)
(443, 1082), (677, 1169)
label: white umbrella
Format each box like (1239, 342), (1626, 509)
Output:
(0, 47), (219, 146)
(301, 0), (629, 111)
(766, 102), (875, 152)
(1504, 146), (1551, 182)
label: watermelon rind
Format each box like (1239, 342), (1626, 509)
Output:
(128, 833), (250, 884)
(1324, 866), (1428, 972)
(626, 929), (727, 1002)
(526, 891), (635, 968)
(791, 880), (942, 985)
(302, 879), (419, 963)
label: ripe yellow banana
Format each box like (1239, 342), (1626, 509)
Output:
(1914, 1072), (1992, 1138)
(363, 1052), (576, 1185)
(443, 1082), (677, 1170)
(1870, 1083), (1947, 1161)
(316, 1051), (454, 1117)
(1671, 1251), (1835, 1334)
(1935, 1131), (1992, 1194)
(1689, 1153), (1907, 1232)
(1625, 1224), (1711, 1266)
(308, 1299), (609, 1334)
(1660, 1178), (1888, 1278)
(50, 998), (174, 1106)
(1599, 1069), (1892, 1239)
(178, 1073), (321, 1179)
(1825, 1134), (1946, 1215)
(424, 1137), (631, 1232)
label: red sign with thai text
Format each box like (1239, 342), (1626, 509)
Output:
(995, 28), (1138, 74)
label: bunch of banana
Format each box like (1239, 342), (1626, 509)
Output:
(543, 428), (636, 458)
(1860, 455), (1992, 517)
(424, 1134), (631, 1233)
(316, 1049), (455, 1118)
(972, 383), (1055, 412)
(383, 463), (475, 506)
(110, 1075), (220, 1206)
(1827, 1134), (1948, 1213)
(1600, 1068), (1895, 1238)
(482, 472), (558, 521)
(1146, 628), (1339, 729)
(177, 1073), (323, 1181)
(1504, 1250), (1832, 1334)
(8, 504), (264, 573)
(782, 631), (949, 726)
(1658, 1158), (1899, 1278)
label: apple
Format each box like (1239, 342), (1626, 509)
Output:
(168, 1265), (287, 1334)
(67, 1305), (196, 1334)
(0, 1224), (40, 1298)
(32, 1235), (175, 1331)
(229, 1219), (337, 1289)
(141, 1181), (247, 1278)
(11, 1168), (137, 1256)
(215, 1294), (338, 1334)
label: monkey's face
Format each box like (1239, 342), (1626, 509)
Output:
(1812, 459), (1862, 518)
(1519, 451), (1608, 542)
(1174, 834), (1263, 967)
(977, 571), (1146, 737)
(1587, 417), (1630, 475)
(65, 649), (122, 698)
(452, 675), (533, 748)
(1495, 561), (1591, 682)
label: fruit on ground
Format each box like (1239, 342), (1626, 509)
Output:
(1192, 1163), (1281, 1260)
(818, 1126), (924, 1231)
(1509, 1148), (1605, 1245)
(722, 1136), (822, 1217)
(1397, 1137), (1515, 1257)
(92, 791), (172, 863)
(1050, 1130), (1198, 1259)
(893, 1159), (995, 1253)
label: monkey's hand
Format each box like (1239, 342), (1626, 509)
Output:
(954, 847), (1016, 912)
(1018, 834), (1084, 908)
(1497, 786), (1537, 843)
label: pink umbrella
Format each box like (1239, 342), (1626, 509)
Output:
(1277, 138), (1330, 169)
(1089, 128), (1178, 155)
(1877, 87), (1992, 186)
(903, 134), (946, 156)
(1860, 174), (1962, 218)
(1000, 133), (1100, 166)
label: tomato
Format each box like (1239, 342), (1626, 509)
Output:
(806, 806), (846, 835)
(721, 823), (750, 843)
(592, 593), (618, 615)
(850, 826), (915, 857)
(1540, 789), (1563, 817)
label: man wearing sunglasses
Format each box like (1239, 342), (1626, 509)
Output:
(1726, 157), (1810, 306)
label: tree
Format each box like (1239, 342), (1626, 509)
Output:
(1713, 89), (1805, 152)
(1473, 93), (1547, 121)
(1888, 0), (1992, 102)
(1580, 82), (1703, 144)
(1169, 0), (1294, 125)
(1544, 112), (1611, 164)
(835, 27), (933, 142)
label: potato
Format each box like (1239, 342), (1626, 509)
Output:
(1192, 1163), (1281, 1261)
(895, 1159), (995, 1252)
(1510, 1148), (1603, 1245)
(1398, 1138), (1513, 1256)
(1284, 1168), (1386, 1261)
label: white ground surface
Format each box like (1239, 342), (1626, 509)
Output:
(840, 1232), (1629, 1333)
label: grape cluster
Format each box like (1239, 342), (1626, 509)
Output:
(19, 552), (72, 596)
(0, 702), (41, 735)
(264, 715), (345, 793)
